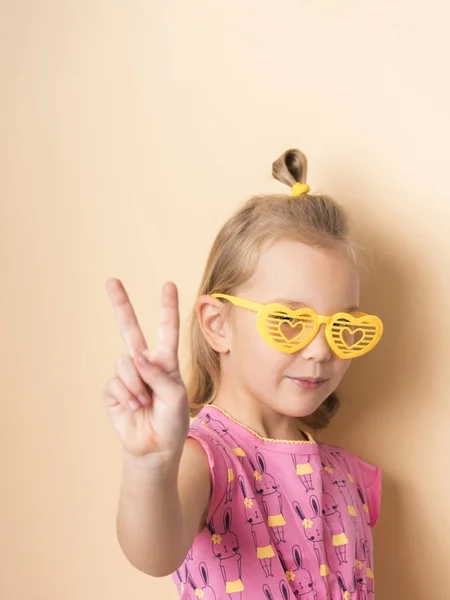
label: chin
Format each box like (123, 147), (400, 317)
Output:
(271, 396), (325, 419)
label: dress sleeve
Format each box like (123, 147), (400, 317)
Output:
(354, 456), (382, 527)
(187, 424), (231, 522)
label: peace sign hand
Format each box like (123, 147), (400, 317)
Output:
(103, 279), (190, 460)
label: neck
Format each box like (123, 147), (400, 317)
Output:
(211, 384), (309, 442)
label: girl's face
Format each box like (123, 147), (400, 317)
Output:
(222, 239), (360, 419)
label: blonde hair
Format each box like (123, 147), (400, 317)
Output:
(187, 148), (355, 429)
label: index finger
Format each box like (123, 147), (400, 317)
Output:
(106, 278), (148, 356)
(156, 282), (180, 359)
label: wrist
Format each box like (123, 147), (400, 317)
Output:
(122, 448), (182, 475)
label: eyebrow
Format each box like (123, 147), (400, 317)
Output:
(269, 298), (360, 313)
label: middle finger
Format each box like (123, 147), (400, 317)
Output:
(115, 355), (151, 405)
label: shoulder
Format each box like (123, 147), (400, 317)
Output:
(319, 441), (382, 527)
(185, 411), (233, 512)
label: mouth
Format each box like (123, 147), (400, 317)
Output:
(287, 377), (327, 390)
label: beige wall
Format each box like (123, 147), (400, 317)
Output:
(2, 1), (449, 598)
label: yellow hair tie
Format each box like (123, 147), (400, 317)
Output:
(291, 183), (310, 197)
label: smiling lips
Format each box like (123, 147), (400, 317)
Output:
(288, 377), (327, 390)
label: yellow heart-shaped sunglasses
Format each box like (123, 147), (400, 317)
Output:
(212, 294), (383, 359)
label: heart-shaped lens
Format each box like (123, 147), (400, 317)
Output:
(327, 314), (383, 358)
(257, 306), (319, 354)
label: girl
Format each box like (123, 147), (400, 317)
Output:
(104, 149), (383, 600)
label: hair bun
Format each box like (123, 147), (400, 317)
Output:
(272, 149), (308, 188)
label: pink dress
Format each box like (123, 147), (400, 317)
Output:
(172, 405), (381, 600)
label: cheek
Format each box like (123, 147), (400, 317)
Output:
(231, 314), (292, 378)
(331, 358), (352, 382)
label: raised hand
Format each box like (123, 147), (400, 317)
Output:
(103, 279), (190, 459)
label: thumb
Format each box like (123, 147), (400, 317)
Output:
(134, 351), (184, 402)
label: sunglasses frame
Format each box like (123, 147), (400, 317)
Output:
(211, 293), (383, 359)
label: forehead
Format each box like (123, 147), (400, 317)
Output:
(240, 239), (359, 314)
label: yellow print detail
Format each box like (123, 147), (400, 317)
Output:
(226, 579), (244, 593)
(268, 514), (286, 527)
(296, 463), (313, 475)
(257, 545), (275, 559)
(332, 533), (349, 547)
(232, 447), (246, 457)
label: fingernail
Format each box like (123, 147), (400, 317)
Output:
(128, 399), (141, 411)
(138, 394), (150, 406)
(136, 351), (149, 366)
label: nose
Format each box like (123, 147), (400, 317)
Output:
(299, 324), (331, 363)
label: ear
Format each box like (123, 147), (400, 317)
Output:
(357, 485), (365, 503)
(337, 572), (346, 592)
(196, 295), (231, 354)
(279, 581), (290, 600)
(224, 508), (232, 532)
(200, 562), (208, 585)
(293, 501), (305, 521)
(256, 452), (266, 473)
(188, 573), (196, 590)
(238, 475), (246, 498)
(263, 584), (274, 600)
(293, 545), (302, 568)
(277, 550), (288, 573)
(310, 495), (320, 517)
(206, 521), (215, 535)
(319, 471), (326, 491)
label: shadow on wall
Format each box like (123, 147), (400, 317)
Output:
(321, 214), (431, 599)
(372, 472), (416, 600)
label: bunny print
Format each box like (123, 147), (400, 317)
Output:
(177, 406), (381, 599)
(326, 452), (358, 525)
(320, 483), (349, 565)
(329, 451), (354, 484)
(278, 546), (318, 599)
(176, 563), (189, 597)
(292, 497), (330, 598)
(250, 452), (286, 543)
(292, 454), (314, 492)
(355, 485), (371, 528)
(262, 583), (275, 600)
(336, 569), (356, 600)
(353, 562), (368, 600)
(279, 580), (291, 600)
(361, 540), (374, 594)
(186, 562), (218, 600)
(262, 582), (295, 600)
(207, 509), (244, 599)
(238, 475), (275, 577)
(212, 438), (235, 504)
(202, 413), (246, 462)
